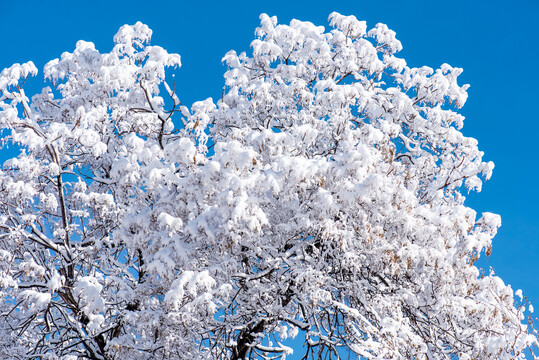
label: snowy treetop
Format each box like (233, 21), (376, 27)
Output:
(0, 13), (536, 360)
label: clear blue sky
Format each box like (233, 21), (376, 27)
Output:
(2, 0), (539, 342)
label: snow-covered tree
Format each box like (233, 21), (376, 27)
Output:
(0, 13), (537, 360)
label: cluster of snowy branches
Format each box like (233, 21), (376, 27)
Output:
(0, 13), (537, 360)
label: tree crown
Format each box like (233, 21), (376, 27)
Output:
(0, 13), (536, 360)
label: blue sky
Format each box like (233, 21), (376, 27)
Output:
(2, 0), (539, 347)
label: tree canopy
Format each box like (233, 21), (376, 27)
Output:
(0, 13), (537, 360)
